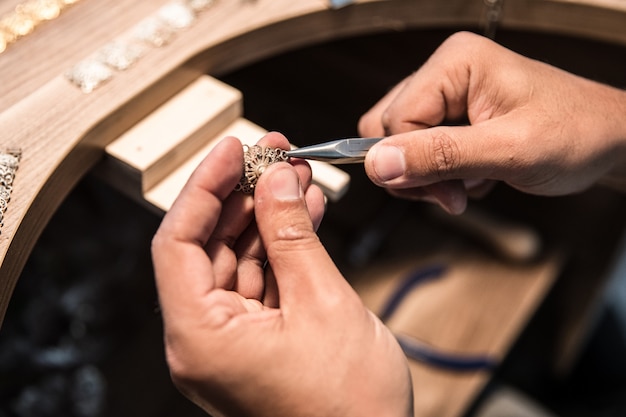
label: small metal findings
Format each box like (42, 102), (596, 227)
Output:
(97, 41), (146, 71)
(133, 17), (176, 47)
(65, 59), (113, 93)
(235, 145), (289, 194)
(0, 10), (35, 39)
(16, 0), (62, 23)
(0, 148), (22, 231)
(186, 0), (215, 12)
(64, 0), (217, 92)
(157, 2), (196, 29)
(0, 0), (83, 55)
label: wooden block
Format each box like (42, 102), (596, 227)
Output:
(145, 118), (351, 212)
(144, 118), (265, 212)
(98, 75), (242, 197)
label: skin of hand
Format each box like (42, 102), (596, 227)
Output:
(359, 31), (626, 214)
(151, 132), (414, 417)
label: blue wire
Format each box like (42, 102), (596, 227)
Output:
(397, 335), (497, 372)
(379, 263), (497, 372)
(379, 264), (447, 322)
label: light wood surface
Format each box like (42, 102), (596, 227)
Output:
(99, 76), (243, 197)
(350, 251), (562, 417)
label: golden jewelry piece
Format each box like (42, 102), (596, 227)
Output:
(0, 0), (81, 54)
(235, 145), (289, 194)
(64, 0), (215, 93)
(0, 148), (22, 233)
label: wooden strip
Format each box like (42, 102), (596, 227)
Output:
(144, 117), (351, 212)
(308, 158), (351, 202)
(503, 0), (626, 45)
(98, 75), (242, 196)
(144, 118), (265, 212)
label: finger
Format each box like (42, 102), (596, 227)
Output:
(422, 182), (467, 215)
(233, 222), (266, 299)
(260, 182), (326, 308)
(231, 132), (321, 300)
(380, 33), (503, 135)
(253, 163), (354, 313)
(233, 183), (324, 302)
(358, 76), (411, 137)
(381, 51), (469, 134)
(233, 178), (325, 302)
(386, 181), (468, 215)
(364, 121), (517, 189)
(465, 179), (497, 199)
(304, 183), (326, 231)
(152, 136), (243, 314)
(206, 131), (293, 292)
(204, 191), (254, 290)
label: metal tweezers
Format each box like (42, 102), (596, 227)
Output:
(285, 137), (384, 164)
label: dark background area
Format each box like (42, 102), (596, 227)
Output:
(1, 28), (626, 416)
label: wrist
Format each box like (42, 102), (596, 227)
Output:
(599, 86), (626, 191)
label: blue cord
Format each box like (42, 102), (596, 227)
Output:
(379, 264), (447, 322)
(397, 335), (497, 371)
(379, 263), (497, 372)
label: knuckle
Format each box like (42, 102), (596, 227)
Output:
(445, 31), (487, 53)
(427, 130), (461, 179)
(267, 227), (320, 256)
(447, 31), (479, 46)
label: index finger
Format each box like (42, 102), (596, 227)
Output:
(152, 136), (243, 312)
(358, 75), (411, 137)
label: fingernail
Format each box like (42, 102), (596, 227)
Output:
(269, 167), (301, 201)
(372, 146), (405, 182)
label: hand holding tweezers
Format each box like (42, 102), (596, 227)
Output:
(285, 137), (384, 164)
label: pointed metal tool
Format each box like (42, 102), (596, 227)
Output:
(285, 137), (384, 164)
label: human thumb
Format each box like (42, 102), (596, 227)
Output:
(254, 163), (353, 311)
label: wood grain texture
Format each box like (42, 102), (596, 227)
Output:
(351, 252), (562, 417)
(98, 76), (243, 197)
